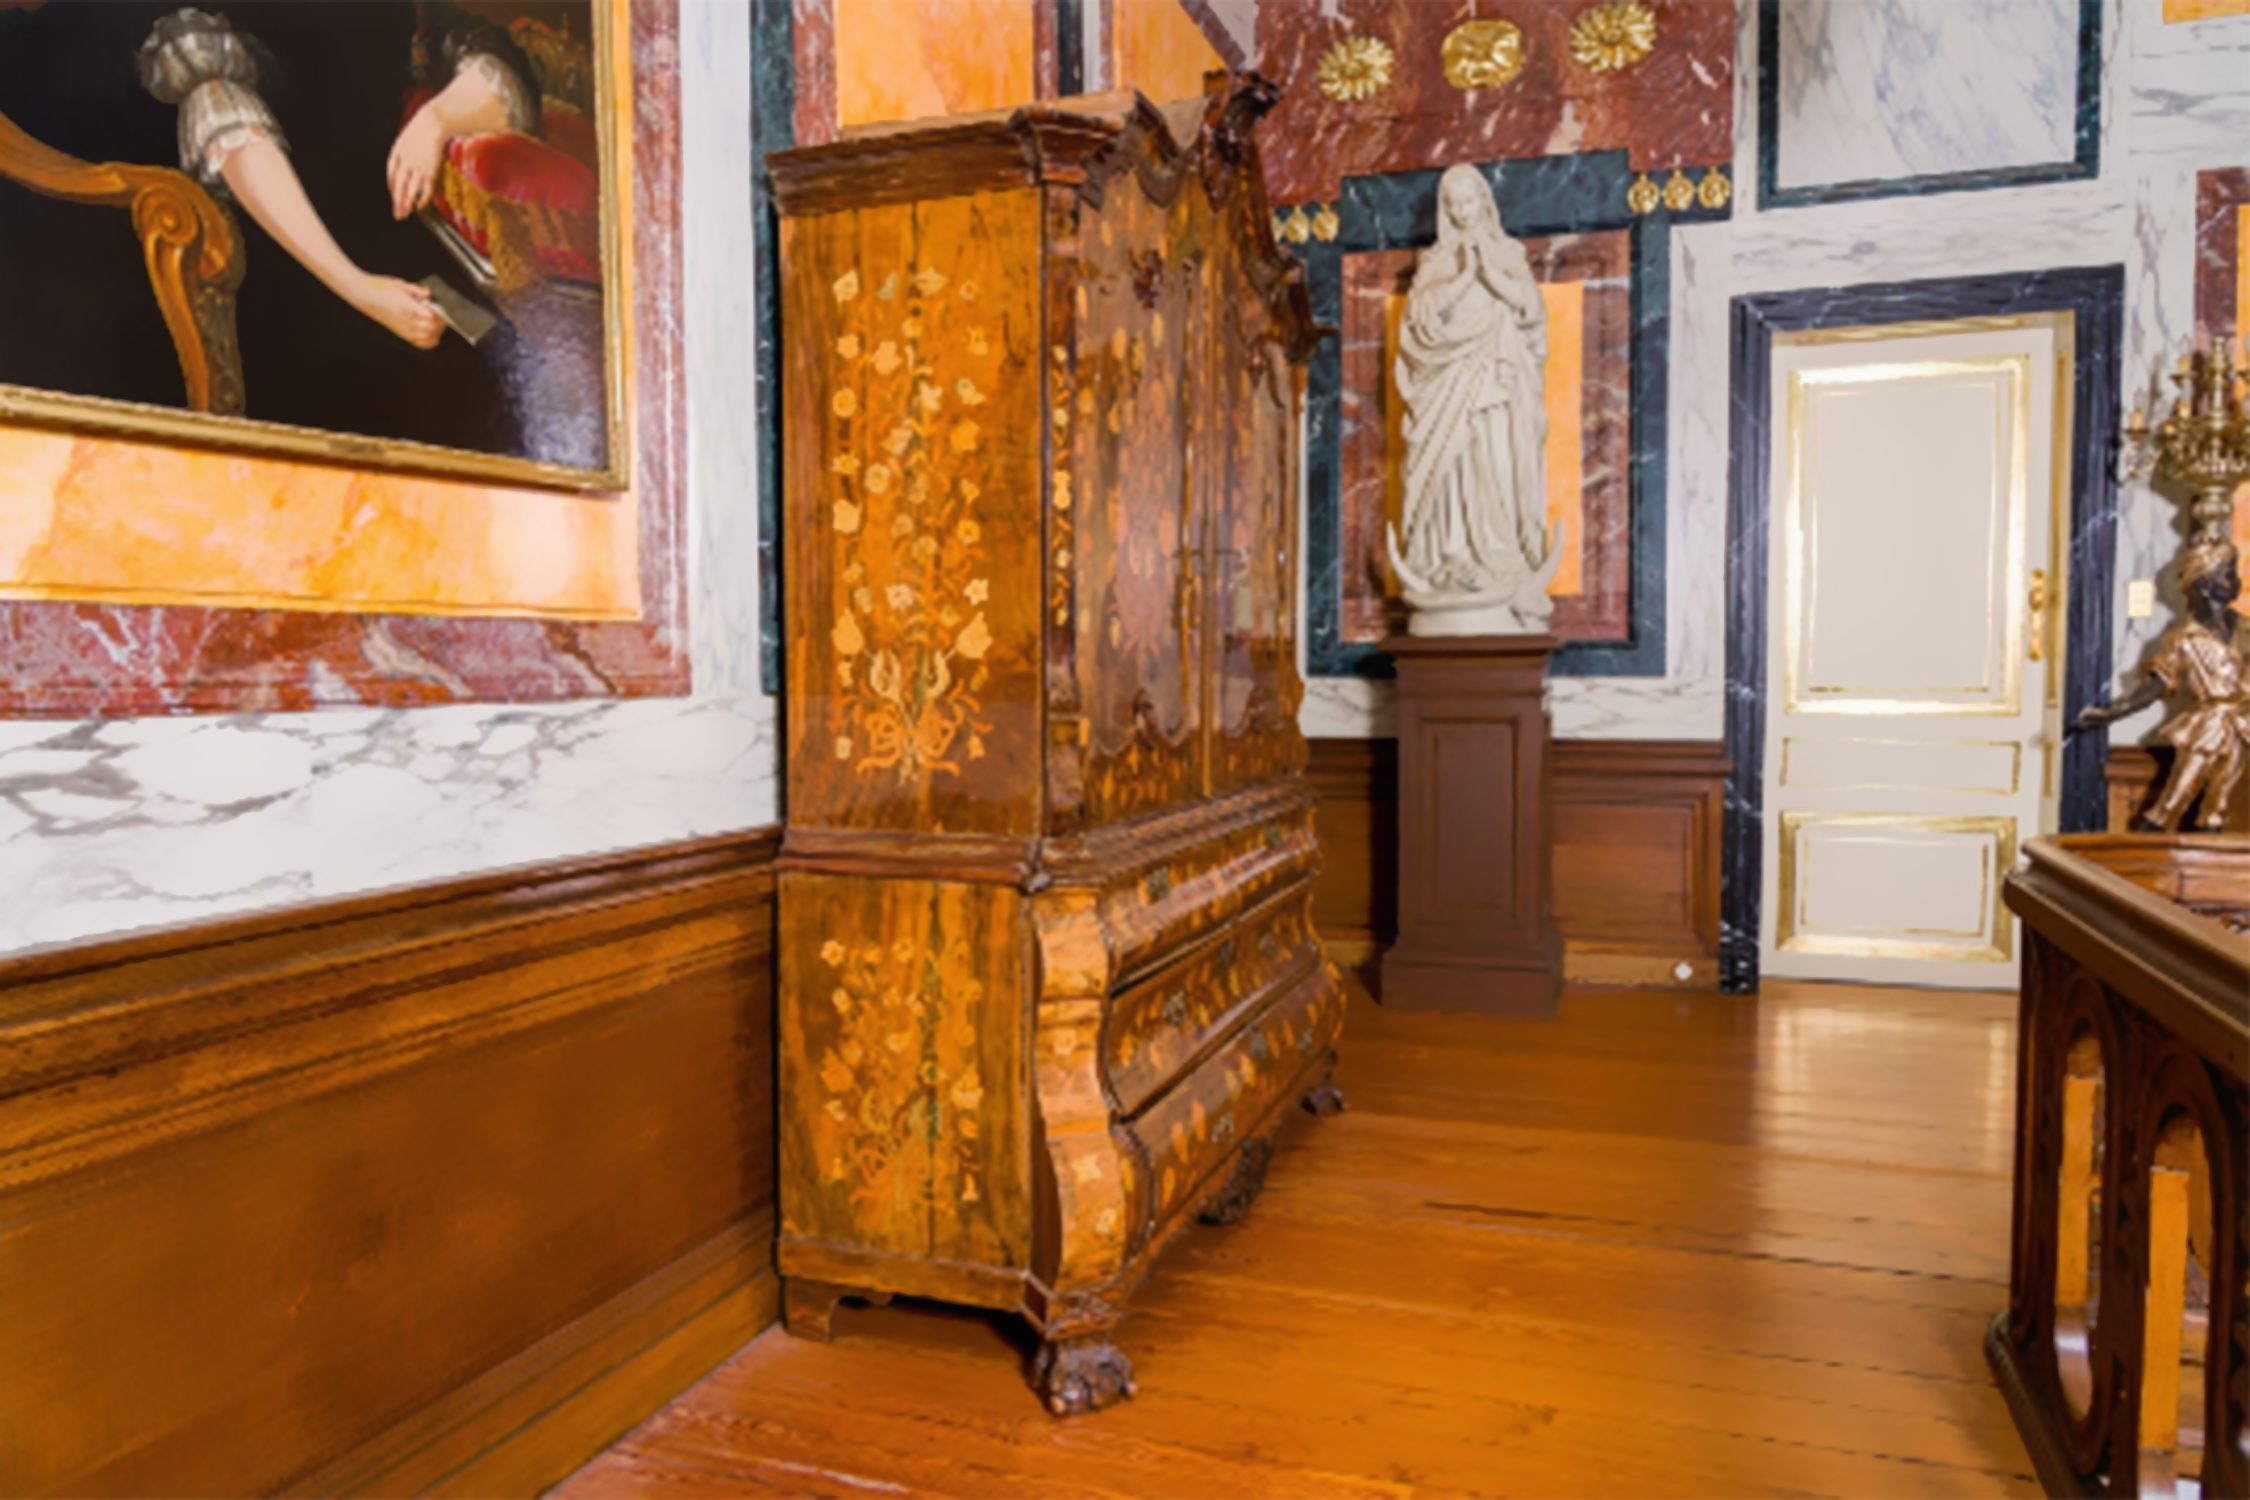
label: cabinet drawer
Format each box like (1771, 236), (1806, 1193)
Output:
(1130, 963), (1344, 1235)
(1104, 886), (1315, 1117)
(1102, 801), (1317, 983)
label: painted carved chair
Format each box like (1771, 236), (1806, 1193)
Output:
(0, 107), (245, 415)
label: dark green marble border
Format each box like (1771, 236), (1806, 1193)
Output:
(1302, 150), (1729, 680)
(752, 0), (792, 693)
(1756, 0), (2102, 212)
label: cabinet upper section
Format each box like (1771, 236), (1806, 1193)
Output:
(774, 76), (1324, 859)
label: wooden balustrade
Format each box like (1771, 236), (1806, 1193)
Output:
(1990, 834), (2248, 1498)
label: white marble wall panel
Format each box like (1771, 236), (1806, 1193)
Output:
(1718, 0), (2206, 752)
(2125, 0), (2250, 169)
(1668, 220), (1734, 688)
(1300, 675), (1725, 742)
(1772, 0), (2082, 192)
(0, 700), (778, 952)
(0, 0), (778, 958)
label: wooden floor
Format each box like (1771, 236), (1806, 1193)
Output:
(554, 978), (2039, 1498)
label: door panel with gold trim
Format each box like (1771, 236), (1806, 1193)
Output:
(1762, 317), (2070, 987)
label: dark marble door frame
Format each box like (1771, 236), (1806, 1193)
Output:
(1721, 266), (2125, 993)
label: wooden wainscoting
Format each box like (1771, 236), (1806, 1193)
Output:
(0, 829), (781, 1499)
(1308, 738), (1728, 990)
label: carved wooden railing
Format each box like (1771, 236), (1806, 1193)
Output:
(1991, 834), (2248, 1498)
(0, 108), (245, 415)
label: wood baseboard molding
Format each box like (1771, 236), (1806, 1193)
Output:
(0, 828), (783, 1499)
(301, 1212), (781, 1499)
(1308, 738), (1729, 990)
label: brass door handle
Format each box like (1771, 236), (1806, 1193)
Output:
(2027, 568), (2048, 662)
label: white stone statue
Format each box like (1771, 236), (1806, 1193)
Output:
(1386, 164), (1563, 636)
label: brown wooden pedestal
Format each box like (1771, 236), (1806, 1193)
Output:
(1378, 634), (1564, 1018)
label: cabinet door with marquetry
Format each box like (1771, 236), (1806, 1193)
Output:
(782, 191), (1047, 840)
(1063, 165), (1209, 828)
(1206, 303), (1306, 797)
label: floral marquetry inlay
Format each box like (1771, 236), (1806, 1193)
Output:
(824, 256), (1007, 785)
(807, 933), (992, 1209)
(776, 876), (1029, 1275)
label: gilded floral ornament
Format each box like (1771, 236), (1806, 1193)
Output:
(1697, 166), (1731, 209)
(1569, 0), (1657, 73)
(1309, 204), (1340, 242)
(1278, 206), (1311, 244)
(1441, 19), (1525, 92)
(1626, 172), (1660, 215)
(1317, 34), (1395, 103)
(1662, 168), (1696, 211)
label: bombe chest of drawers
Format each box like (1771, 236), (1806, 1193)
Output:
(768, 74), (1345, 1416)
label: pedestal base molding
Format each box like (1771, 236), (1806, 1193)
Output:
(1379, 634), (1564, 1020)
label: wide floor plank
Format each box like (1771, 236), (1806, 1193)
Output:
(554, 979), (2036, 1498)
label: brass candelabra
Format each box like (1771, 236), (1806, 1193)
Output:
(2123, 338), (2250, 545)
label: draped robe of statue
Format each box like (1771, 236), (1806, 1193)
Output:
(1387, 165), (1561, 635)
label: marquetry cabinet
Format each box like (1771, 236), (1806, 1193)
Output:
(768, 76), (1345, 1415)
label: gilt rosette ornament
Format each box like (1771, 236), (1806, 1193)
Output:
(1570, 0), (1658, 72)
(1442, 20), (1526, 91)
(1317, 34), (1395, 102)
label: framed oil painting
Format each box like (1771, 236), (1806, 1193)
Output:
(0, 0), (628, 492)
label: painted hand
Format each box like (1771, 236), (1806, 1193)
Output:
(387, 103), (447, 220)
(354, 276), (444, 348)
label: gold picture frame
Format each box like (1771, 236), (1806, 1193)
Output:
(0, 0), (631, 494)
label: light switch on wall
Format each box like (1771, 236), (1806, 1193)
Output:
(2128, 579), (2156, 618)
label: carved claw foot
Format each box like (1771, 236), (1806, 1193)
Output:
(1301, 1059), (1347, 1118)
(1034, 1335), (1138, 1417)
(1198, 1134), (1274, 1225)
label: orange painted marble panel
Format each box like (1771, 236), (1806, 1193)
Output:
(1380, 280), (1586, 597)
(835, 0), (1034, 130)
(2165, 0), (2250, 20)
(0, 434), (640, 619)
(1112, 0), (1225, 106)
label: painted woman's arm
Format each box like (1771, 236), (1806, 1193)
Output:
(386, 62), (514, 220)
(220, 137), (443, 348)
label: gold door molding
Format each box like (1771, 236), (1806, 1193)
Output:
(1782, 353), (2035, 718)
(1775, 810), (2018, 965)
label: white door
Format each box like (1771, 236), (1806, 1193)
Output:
(1762, 316), (2071, 988)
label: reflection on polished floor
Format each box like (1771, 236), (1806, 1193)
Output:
(556, 978), (2038, 1499)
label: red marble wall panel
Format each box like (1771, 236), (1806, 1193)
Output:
(0, 0), (688, 717)
(1338, 231), (1631, 647)
(2196, 166), (2250, 347)
(1252, 0), (1734, 206)
(2193, 167), (2250, 569)
(794, 0), (840, 147)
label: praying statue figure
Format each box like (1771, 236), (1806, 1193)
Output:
(1386, 164), (1563, 636)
